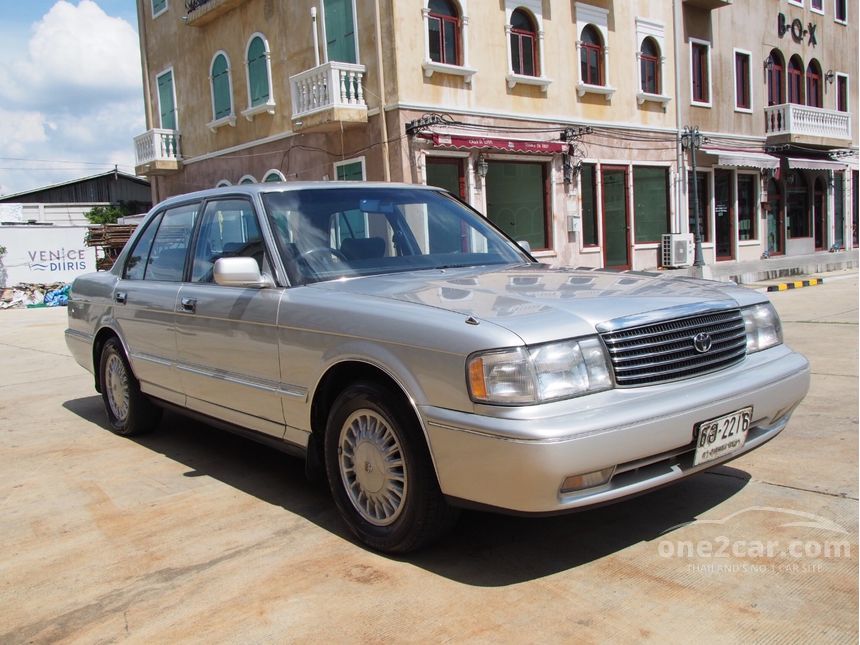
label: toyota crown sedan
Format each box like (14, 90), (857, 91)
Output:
(66, 182), (810, 553)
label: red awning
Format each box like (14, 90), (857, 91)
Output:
(428, 133), (568, 154)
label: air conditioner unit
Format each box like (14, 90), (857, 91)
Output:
(661, 233), (694, 268)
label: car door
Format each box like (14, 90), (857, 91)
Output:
(175, 196), (285, 438)
(112, 201), (200, 406)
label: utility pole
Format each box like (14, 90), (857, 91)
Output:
(681, 126), (705, 267)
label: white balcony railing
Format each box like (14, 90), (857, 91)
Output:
(134, 129), (181, 167)
(764, 103), (852, 141)
(289, 61), (366, 119)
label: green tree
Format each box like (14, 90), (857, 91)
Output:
(84, 205), (127, 225)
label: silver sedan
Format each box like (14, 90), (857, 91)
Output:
(66, 183), (810, 552)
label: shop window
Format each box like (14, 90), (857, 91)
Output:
(788, 56), (804, 105)
(425, 157), (465, 199)
(428, 0), (461, 65)
(786, 171), (810, 238)
(767, 49), (785, 106)
(485, 160), (550, 251)
(737, 174), (757, 241)
(580, 25), (604, 86)
(510, 9), (538, 77)
(690, 40), (710, 105)
(734, 50), (751, 110)
(806, 59), (823, 108)
(580, 163), (598, 247)
(836, 74), (849, 111)
(640, 37), (660, 95)
(633, 167), (669, 243)
(688, 171), (710, 242)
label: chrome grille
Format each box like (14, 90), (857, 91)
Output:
(600, 309), (747, 387)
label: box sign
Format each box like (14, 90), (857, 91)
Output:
(0, 226), (97, 287)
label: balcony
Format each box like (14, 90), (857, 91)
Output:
(683, 0), (732, 9)
(289, 62), (368, 133)
(764, 103), (852, 148)
(134, 129), (182, 176)
(184, 0), (246, 27)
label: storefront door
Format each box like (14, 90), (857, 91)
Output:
(601, 166), (630, 270)
(766, 178), (784, 256)
(813, 177), (826, 250)
(714, 169), (734, 261)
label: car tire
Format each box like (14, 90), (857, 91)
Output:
(324, 381), (457, 553)
(99, 337), (162, 436)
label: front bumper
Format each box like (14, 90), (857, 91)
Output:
(420, 346), (810, 514)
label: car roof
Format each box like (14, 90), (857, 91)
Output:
(153, 181), (445, 210)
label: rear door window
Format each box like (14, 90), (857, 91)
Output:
(124, 212), (162, 280)
(144, 202), (200, 281)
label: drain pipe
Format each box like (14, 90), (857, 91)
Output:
(673, 0), (684, 236)
(374, 0), (391, 181)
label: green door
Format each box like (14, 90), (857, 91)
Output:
(485, 161), (548, 250)
(325, 0), (357, 63)
(157, 70), (176, 130)
(426, 158), (464, 198)
(601, 167), (629, 269)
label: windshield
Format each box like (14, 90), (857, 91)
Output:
(262, 186), (530, 285)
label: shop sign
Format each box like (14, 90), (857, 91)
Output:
(778, 13), (818, 46)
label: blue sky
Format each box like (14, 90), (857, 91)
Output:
(0, 1), (144, 197)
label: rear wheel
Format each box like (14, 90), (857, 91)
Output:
(99, 337), (161, 436)
(324, 382), (456, 553)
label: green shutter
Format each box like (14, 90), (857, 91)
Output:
(157, 70), (176, 130)
(633, 167), (669, 243)
(336, 161), (364, 181)
(485, 161), (548, 250)
(324, 0), (357, 63)
(580, 164), (598, 246)
(247, 37), (270, 107)
(211, 54), (232, 119)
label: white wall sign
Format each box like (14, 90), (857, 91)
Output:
(0, 226), (97, 287)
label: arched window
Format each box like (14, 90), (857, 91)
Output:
(806, 59), (822, 108)
(640, 37), (660, 94)
(238, 175), (256, 185)
(767, 49), (785, 106)
(427, 0), (461, 65)
(263, 170), (286, 183)
(210, 52), (233, 120)
(510, 9), (538, 76)
(787, 55), (804, 105)
(215, 179), (232, 188)
(580, 25), (604, 86)
(246, 35), (272, 108)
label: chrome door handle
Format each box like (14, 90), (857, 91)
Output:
(114, 291), (127, 304)
(179, 297), (197, 313)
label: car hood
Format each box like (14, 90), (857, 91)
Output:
(313, 264), (764, 345)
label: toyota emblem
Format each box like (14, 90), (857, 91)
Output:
(692, 332), (713, 354)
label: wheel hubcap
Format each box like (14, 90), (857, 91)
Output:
(105, 353), (130, 422)
(338, 409), (407, 526)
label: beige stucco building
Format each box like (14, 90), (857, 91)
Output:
(133, 0), (857, 273)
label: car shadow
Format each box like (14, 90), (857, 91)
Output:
(63, 396), (751, 587)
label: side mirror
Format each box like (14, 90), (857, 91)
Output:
(213, 257), (273, 288)
(516, 240), (532, 254)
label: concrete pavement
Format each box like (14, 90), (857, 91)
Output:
(0, 274), (856, 643)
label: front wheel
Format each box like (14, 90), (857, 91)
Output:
(99, 337), (161, 436)
(324, 382), (456, 553)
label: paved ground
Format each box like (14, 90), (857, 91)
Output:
(0, 271), (857, 643)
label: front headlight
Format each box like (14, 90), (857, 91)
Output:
(742, 302), (783, 353)
(467, 337), (613, 405)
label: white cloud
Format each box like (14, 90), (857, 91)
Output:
(0, 1), (144, 196)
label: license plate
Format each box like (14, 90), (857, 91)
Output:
(694, 407), (753, 466)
